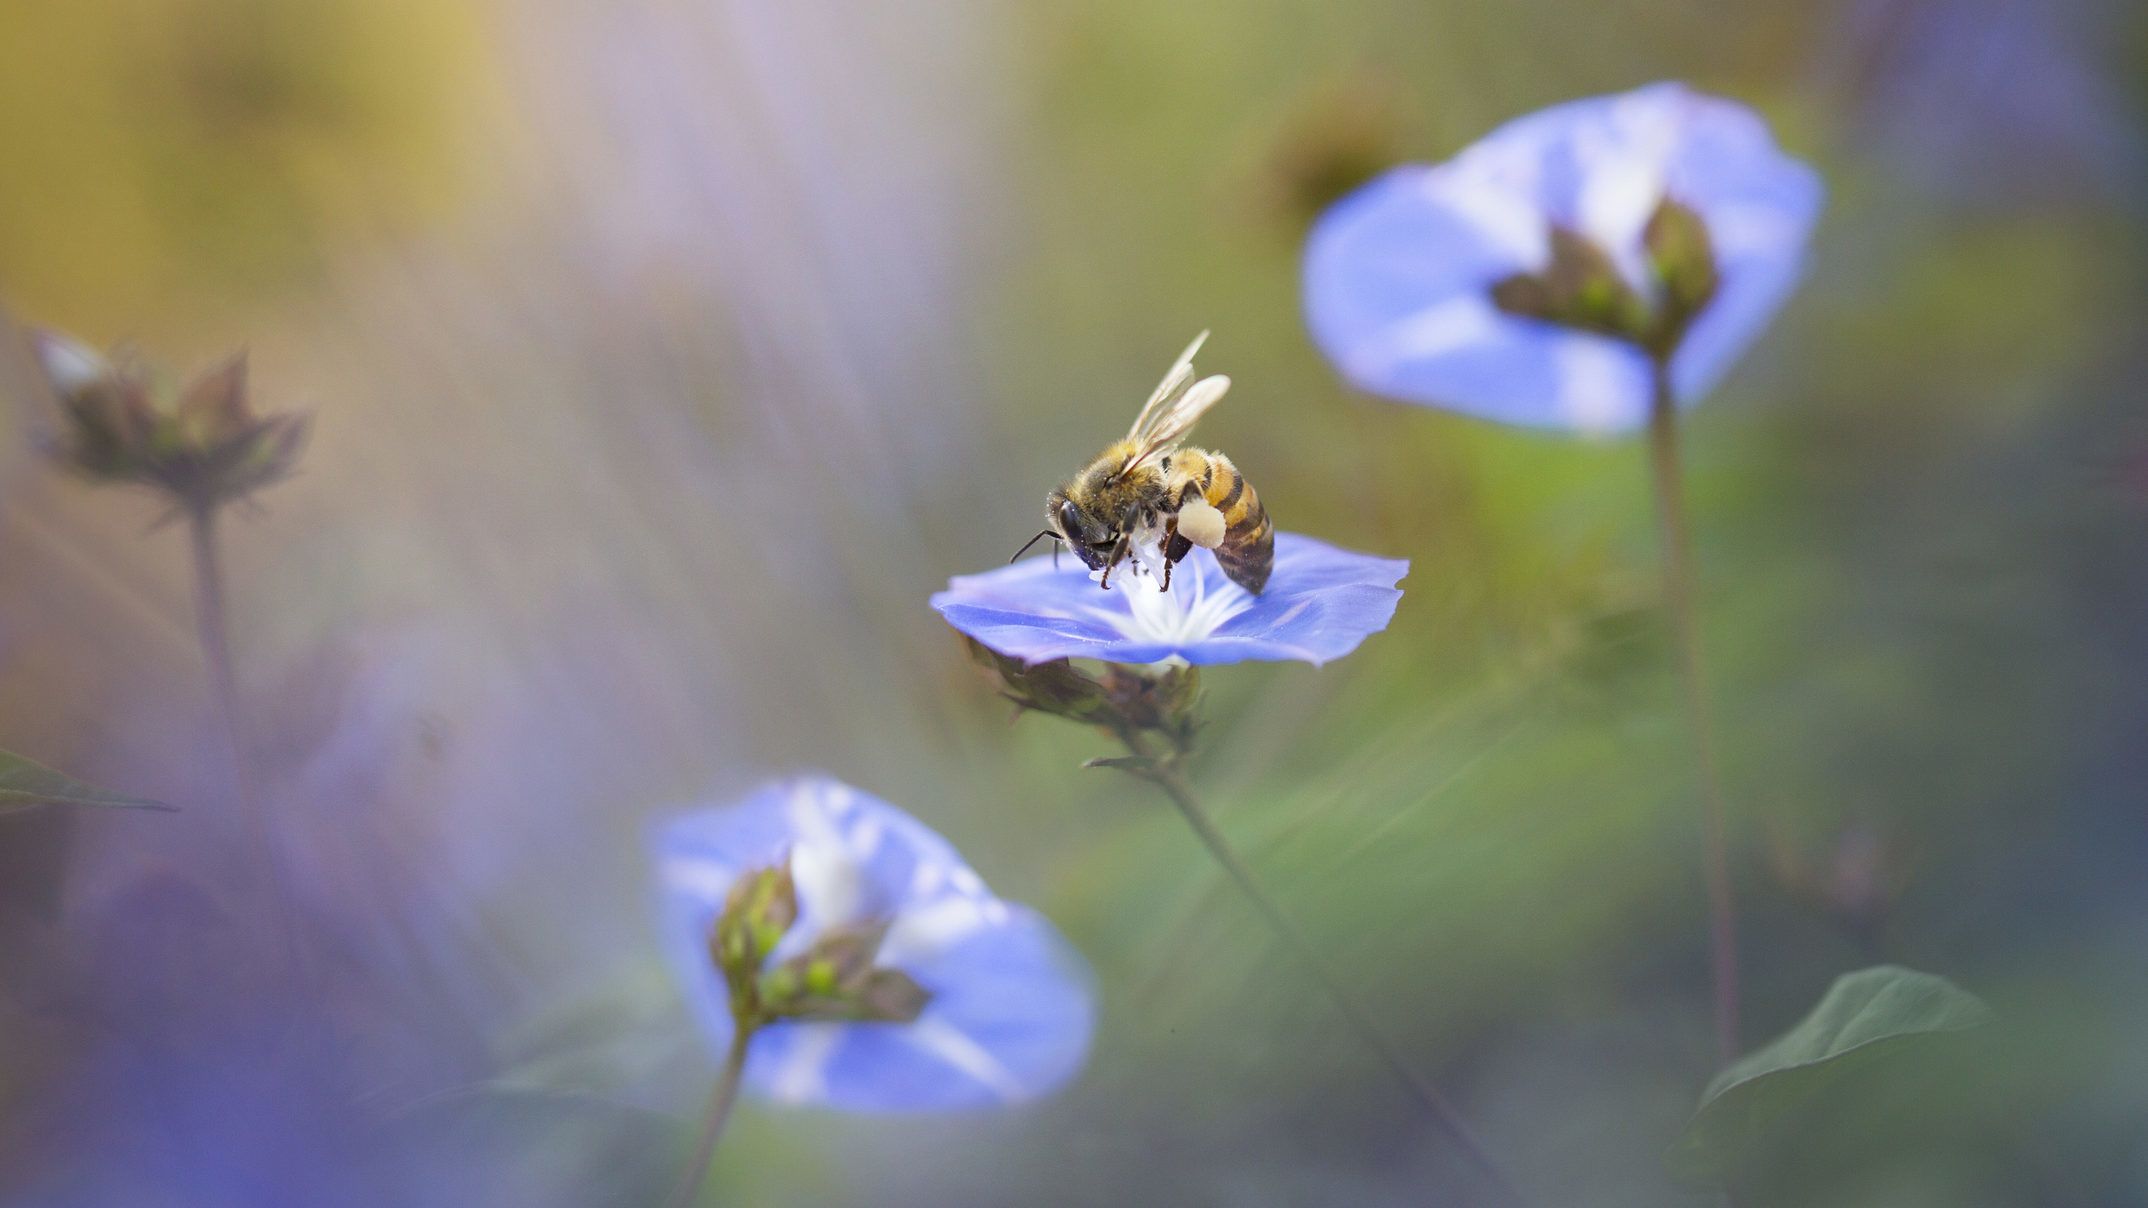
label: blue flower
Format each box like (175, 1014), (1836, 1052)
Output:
(1303, 81), (1823, 432)
(653, 775), (1094, 1111)
(932, 533), (1406, 667)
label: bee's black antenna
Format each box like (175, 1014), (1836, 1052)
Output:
(1009, 530), (1062, 563)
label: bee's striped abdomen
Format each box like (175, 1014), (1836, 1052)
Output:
(1174, 448), (1273, 594)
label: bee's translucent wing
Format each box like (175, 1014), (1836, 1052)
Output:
(1135, 374), (1230, 452)
(1125, 331), (1210, 442)
(1118, 373), (1231, 476)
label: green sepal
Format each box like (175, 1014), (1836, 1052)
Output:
(711, 861), (799, 1017)
(757, 922), (931, 1025)
(964, 637), (1203, 761)
(1491, 226), (1652, 343)
(1642, 198), (1720, 355)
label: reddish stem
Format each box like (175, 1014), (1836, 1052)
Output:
(1644, 361), (1742, 1062)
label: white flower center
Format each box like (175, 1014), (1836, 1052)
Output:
(787, 790), (872, 929)
(1086, 545), (1253, 651)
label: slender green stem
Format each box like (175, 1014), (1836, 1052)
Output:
(665, 1024), (754, 1208)
(1113, 727), (1527, 1207)
(1644, 361), (1741, 1062)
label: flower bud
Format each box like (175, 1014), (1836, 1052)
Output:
(710, 861), (798, 1013)
(1642, 198), (1720, 354)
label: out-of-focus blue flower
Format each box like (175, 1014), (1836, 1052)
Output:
(1303, 81), (1823, 432)
(932, 533), (1406, 667)
(653, 775), (1093, 1111)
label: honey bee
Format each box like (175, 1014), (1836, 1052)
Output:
(1014, 333), (1274, 594)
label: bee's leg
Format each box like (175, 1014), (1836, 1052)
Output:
(1161, 519), (1193, 592)
(1098, 536), (1130, 590)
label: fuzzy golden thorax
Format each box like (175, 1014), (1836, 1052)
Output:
(1047, 439), (1177, 574)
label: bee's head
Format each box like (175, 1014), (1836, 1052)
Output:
(1046, 488), (1117, 572)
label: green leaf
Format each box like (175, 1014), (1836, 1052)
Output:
(1668, 965), (1995, 1186)
(0, 749), (171, 815)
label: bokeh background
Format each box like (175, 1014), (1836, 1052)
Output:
(2, 0), (2145, 1205)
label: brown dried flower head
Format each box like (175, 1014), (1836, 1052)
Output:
(33, 330), (310, 514)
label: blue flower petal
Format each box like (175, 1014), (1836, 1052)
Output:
(931, 532), (1406, 667)
(1304, 81), (1822, 432)
(652, 775), (1094, 1112)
